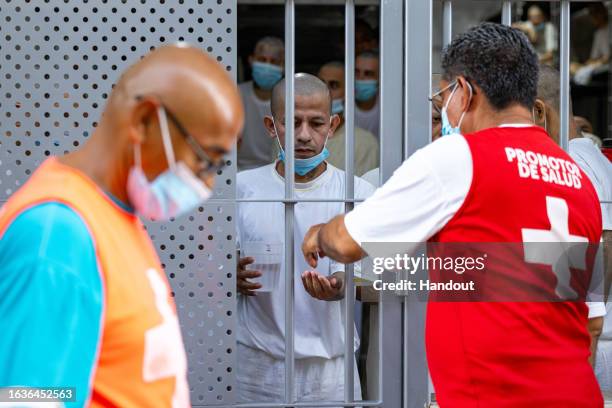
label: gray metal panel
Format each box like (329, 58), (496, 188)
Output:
(283, 0), (296, 403)
(379, 0), (404, 407)
(404, 0), (432, 407)
(0, 2), (238, 406)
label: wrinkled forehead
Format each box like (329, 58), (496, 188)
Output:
(277, 93), (331, 121)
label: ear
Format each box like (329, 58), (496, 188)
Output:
(533, 99), (547, 127)
(329, 114), (341, 134)
(263, 115), (277, 139)
(129, 96), (159, 145)
(456, 76), (474, 112)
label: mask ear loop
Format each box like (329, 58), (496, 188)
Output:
(134, 141), (142, 169)
(456, 81), (473, 130)
(271, 117), (285, 155)
(156, 105), (177, 172)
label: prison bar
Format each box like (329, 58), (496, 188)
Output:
(344, 0), (356, 405)
(560, 0), (571, 152)
(443, 1), (452, 47)
(501, 1), (512, 26)
(283, 0), (296, 404)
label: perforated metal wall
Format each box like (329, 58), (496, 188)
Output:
(0, 1), (238, 405)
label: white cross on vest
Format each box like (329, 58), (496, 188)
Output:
(521, 196), (588, 299)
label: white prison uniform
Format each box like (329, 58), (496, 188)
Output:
(569, 137), (612, 389)
(361, 167), (379, 187)
(237, 81), (275, 170)
(569, 137), (612, 231)
(236, 162), (374, 402)
(355, 95), (380, 140)
(591, 24), (610, 61)
(236, 343), (362, 405)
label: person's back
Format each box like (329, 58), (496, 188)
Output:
(427, 127), (601, 407)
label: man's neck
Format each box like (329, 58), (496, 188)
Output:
(356, 95), (377, 111)
(58, 126), (131, 205)
(275, 160), (327, 183)
(473, 104), (534, 131)
(253, 82), (272, 101)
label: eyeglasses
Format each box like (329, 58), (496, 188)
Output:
(428, 79), (457, 114)
(136, 96), (227, 178)
(163, 106), (227, 177)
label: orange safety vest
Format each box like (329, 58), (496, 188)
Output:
(0, 158), (190, 408)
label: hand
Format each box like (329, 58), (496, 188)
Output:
(302, 224), (326, 268)
(237, 257), (261, 296)
(301, 270), (344, 301)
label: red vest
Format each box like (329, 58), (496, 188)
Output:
(427, 127), (603, 408)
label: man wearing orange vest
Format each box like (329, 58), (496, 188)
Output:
(0, 45), (243, 407)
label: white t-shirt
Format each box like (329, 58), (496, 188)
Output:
(569, 137), (612, 230)
(236, 162), (376, 360)
(361, 167), (380, 187)
(344, 129), (606, 317)
(590, 24), (610, 61)
(355, 95), (380, 140)
(237, 81), (275, 171)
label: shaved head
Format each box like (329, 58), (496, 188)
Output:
(64, 43), (244, 204)
(110, 44), (243, 141)
(270, 73), (331, 119)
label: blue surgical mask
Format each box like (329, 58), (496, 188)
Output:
(440, 81), (472, 137)
(252, 61), (283, 90)
(355, 79), (378, 102)
(331, 98), (344, 115)
(127, 106), (212, 221)
(272, 118), (330, 176)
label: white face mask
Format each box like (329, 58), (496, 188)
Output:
(127, 106), (212, 221)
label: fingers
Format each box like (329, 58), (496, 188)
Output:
(237, 278), (261, 296)
(238, 269), (262, 280)
(237, 257), (261, 296)
(306, 252), (319, 269)
(301, 271), (339, 301)
(238, 256), (255, 268)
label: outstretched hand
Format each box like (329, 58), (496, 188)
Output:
(301, 270), (344, 301)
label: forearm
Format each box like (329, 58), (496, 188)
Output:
(318, 215), (365, 264)
(588, 316), (603, 366)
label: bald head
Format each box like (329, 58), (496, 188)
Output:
(111, 44), (243, 138)
(88, 44), (244, 194)
(270, 73), (332, 119)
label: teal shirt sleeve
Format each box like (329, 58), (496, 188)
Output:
(0, 202), (103, 407)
